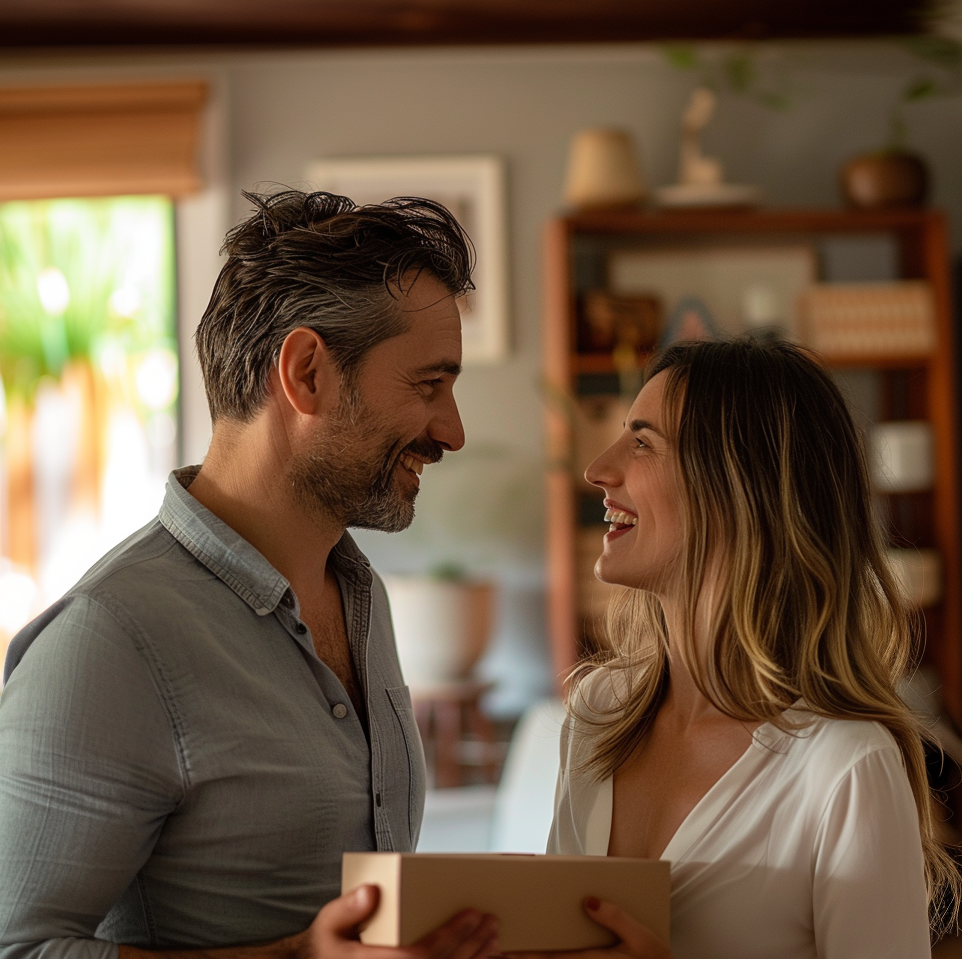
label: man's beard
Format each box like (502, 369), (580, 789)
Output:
(289, 392), (444, 533)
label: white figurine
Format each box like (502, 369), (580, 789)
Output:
(656, 86), (760, 207)
(679, 87), (725, 187)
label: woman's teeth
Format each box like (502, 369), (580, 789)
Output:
(399, 454), (424, 475)
(604, 508), (637, 531)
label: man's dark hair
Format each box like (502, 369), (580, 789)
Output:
(195, 189), (475, 422)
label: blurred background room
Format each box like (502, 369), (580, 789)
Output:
(2, 0), (962, 892)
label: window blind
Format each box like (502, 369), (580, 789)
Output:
(0, 80), (207, 201)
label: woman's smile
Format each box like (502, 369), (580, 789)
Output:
(603, 499), (638, 540)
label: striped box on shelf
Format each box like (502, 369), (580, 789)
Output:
(797, 281), (936, 358)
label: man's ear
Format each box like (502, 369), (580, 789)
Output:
(275, 327), (342, 416)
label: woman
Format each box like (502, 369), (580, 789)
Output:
(544, 339), (958, 959)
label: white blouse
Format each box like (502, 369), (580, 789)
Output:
(546, 672), (930, 959)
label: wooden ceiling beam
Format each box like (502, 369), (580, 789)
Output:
(0, 0), (929, 49)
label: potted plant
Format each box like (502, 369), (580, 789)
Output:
(840, 37), (962, 208)
(382, 562), (495, 689)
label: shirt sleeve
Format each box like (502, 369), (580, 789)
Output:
(812, 745), (931, 959)
(0, 595), (184, 959)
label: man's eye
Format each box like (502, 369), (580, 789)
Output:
(422, 378), (443, 388)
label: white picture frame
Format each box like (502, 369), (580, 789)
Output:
(306, 155), (509, 364)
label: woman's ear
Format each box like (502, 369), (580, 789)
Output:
(275, 327), (342, 416)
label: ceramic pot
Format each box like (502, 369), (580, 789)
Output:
(563, 129), (645, 209)
(382, 576), (495, 688)
(840, 151), (929, 208)
(886, 549), (942, 608)
(870, 421), (934, 493)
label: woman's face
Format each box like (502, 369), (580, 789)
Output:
(585, 370), (685, 596)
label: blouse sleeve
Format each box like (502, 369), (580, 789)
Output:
(545, 712), (573, 855)
(812, 746), (930, 959)
(546, 669), (621, 857)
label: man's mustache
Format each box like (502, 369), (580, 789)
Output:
(402, 436), (445, 465)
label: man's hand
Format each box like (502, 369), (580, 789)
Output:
(309, 884), (500, 959)
(503, 898), (671, 959)
(118, 885), (499, 959)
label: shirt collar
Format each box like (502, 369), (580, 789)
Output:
(159, 467), (371, 616)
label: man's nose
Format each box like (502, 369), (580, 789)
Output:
(432, 395), (465, 452)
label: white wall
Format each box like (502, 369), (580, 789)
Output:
(3, 42), (960, 713)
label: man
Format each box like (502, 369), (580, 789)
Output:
(0, 191), (498, 959)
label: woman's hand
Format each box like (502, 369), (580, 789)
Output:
(503, 898), (672, 959)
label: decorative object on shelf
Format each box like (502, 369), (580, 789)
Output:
(796, 281), (936, 357)
(307, 155), (509, 364)
(654, 87), (760, 208)
(610, 244), (816, 340)
(562, 129), (646, 210)
(870, 421), (935, 492)
(659, 296), (720, 347)
(886, 548), (942, 608)
(577, 290), (661, 354)
(840, 150), (929, 209)
(742, 281), (787, 343)
(612, 344), (643, 402)
(838, 38), (960, 208)
(382, 571), (495, 688)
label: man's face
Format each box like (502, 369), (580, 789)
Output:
(290, 272), (464, 532)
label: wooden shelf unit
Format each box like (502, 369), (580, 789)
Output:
(543, 207), (962, 725)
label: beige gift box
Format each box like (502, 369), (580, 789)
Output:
(342, 852), (671, 951)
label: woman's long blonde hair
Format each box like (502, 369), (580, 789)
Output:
(571, 338), (958, 932)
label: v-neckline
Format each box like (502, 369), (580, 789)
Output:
(593, 720), (786, 862)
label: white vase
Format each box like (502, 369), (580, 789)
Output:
(886, 548), (942, 608)
(871, 421), (934, 492)
(382, 576), (495, 689)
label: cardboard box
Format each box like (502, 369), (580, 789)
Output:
(341, 852), (670, 951)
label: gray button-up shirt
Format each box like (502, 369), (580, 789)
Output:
(0, 468), (426, 959)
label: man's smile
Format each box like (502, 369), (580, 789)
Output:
(398, 453), (425, 476)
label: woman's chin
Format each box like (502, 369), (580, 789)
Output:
(594, 561), (632, 589)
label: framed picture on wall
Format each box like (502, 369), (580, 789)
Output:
(306, 155), (510, 364)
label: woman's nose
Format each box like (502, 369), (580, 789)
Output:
(585, 440), (621, 489)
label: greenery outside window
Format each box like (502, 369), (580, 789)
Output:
(0, 195), (177, 652)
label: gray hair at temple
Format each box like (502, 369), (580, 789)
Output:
(194, 188), (475, 423)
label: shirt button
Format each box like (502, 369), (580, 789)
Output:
(295, 623), (307, 634)
(332, 703), (348, 719)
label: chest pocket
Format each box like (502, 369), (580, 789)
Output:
(386, 685), (427, 849)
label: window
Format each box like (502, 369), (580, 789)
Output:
(0, 195), (177, 650)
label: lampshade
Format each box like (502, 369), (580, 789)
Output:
(563, 128), (645, 209)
